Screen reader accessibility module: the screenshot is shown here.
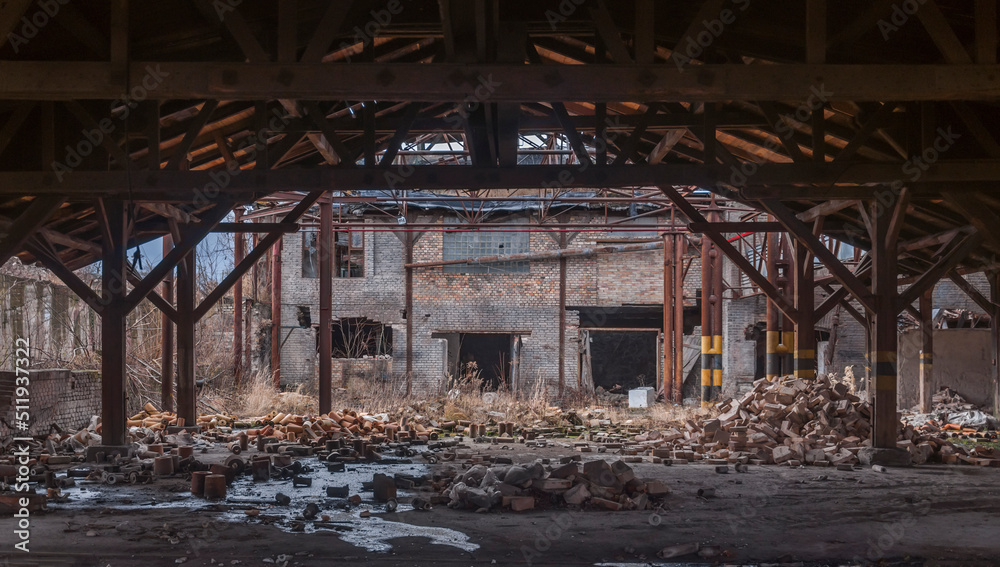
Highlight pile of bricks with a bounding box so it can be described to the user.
[616,375,970,467]
[440,457,670,512]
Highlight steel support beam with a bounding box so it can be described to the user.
[176,248,197,426]
[161,236,174,412]
[794,239,817,379]
[271,234,282,389]
[918,289,934,413]
[871,202,899,448]
[318,200,333,414]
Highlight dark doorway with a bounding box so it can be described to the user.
[589,331,658,390]
[458,333,512,390]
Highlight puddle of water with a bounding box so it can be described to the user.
[48,460,479,553]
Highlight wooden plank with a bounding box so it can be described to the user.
[647,129,687,165]
[759,101,806,162]
[613,104,658,165]
[666,0,728,69]
[278,0,297,64]
[951,101,1000,157]
[11,62,1000,102]
[63,101,131,166]
[302,102,353,164]
[797,199,858,222]
[380,103,421,167]
[194,0,270,62]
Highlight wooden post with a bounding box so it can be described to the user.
[918,288,934,413]
[711,229,724,399]
[100,200,128,446]
[318,200,333,414]
[160,235,174,412]
[990,270,1000,418]
[176,249,196,426]
[233,208,244,387]
[271,234,282,388]
[871,202,899,448]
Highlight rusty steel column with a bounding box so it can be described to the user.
[918,289,934,413]
[233,208,244,387]
[674,233,685,403]
[318,200,333,414]
[663,232,673,399]
[558,232,567,397]
[700,232,712,407]
[765,230,779,380]
[176,247,197,427]
[794,239,816,379]
[990,271,1000,418]
[779,236,795,375]
[871,202,899,449]
[271,234,282,389]
[160,235,174,413]
[711,234,723,400]
[404,233,414,397]
[100,200,128,446]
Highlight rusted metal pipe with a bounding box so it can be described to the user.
[233,208,244,387]
[319,200,333,414]
[271,235,282,389]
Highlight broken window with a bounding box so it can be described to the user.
[442,229,529,274]
[330,318,391,358]
[302,231,319,278]
[335,230,364,278]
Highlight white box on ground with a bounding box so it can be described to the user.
[629,387,656,408]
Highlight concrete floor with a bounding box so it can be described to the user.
[4,440,999,566]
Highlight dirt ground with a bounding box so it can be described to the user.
[3,439,999,567]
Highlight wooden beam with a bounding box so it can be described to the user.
[0,0,33,42]
[660,185,799,320]
[10,62,1000,102]
[666,0,727,69]
[976,0,998,64]
[10,165,1000,196]
[946,193,1000,252]
[647,129,687,165]
[39,228,101,255]
[300,1,351,62]
[897,232,986,313]
[0,103,33,158]
[806,0,827,64]
[278,0,297,64]
[138,202,197,224]
[166,100,219,170]
[613,104,658,165]
[797,199,858,222]
[687,222,785,232]
[195,0,269,62]
[0,195,65,266]
[758,101,806,162]
[951,101,1000,158]
[193,191,323,321]
[762,199,875,313]
[834,102,898,162]
[63,101,130,166]
[126,267,177,323]
[915,0,974,64]
[900,226,972,252]
[125,201,233,311]
[23,237,103,313]
[589,0,633,64]
[948,270,994,313]
[380,103,421,167]
[302,102,353,164]
[634,0,654,64]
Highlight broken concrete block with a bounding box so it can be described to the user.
[503,496,534,511]
[535,478,572,492]
[563,483,590,505]
[590,497,622,511]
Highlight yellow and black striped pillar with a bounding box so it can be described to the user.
[781,330,794,377]
[701,335,713,406]
[712,334,723,399]
[765,330,780,380]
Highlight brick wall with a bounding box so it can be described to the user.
[0,370,100,442]
[278,211,700,396]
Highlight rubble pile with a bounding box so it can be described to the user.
[903,386,1000,434]
[439,457,669,512]
[612,375,975,467]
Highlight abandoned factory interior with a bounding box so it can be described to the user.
[3,1,1000,565]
